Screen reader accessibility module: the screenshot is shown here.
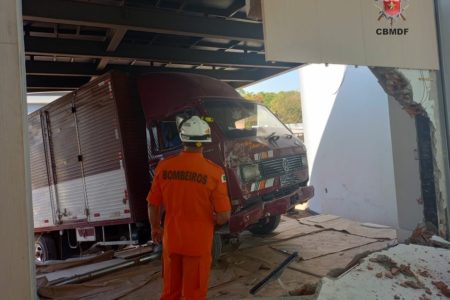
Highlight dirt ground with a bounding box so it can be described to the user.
[37,212,397,299]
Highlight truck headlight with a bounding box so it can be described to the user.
[241,164,261,182]
[301,155,308,167]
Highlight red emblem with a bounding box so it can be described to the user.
[383,0,401,17]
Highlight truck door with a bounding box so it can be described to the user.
[43,96,88,224]
[29,112,56,228]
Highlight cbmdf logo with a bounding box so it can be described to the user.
[374,0,411,35]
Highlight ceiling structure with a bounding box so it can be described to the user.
[22,0,302,92]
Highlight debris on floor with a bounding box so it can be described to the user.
[36,251,115,275]
[37,214,402,299]
[314,244,450,300]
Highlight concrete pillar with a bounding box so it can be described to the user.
[0,0,35,299]
[435,0,450,238]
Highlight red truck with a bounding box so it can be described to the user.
[29,72,313,261]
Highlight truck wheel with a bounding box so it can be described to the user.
[211,232,222,265]
[35,235,57,262]
[248,215,281,235]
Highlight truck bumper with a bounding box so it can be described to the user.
[229,185,314,233]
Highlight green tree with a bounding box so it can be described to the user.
[269,91,302,124]
[239,90,302,124]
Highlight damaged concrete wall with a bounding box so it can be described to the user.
[388,98,423,237]
[435,0,450,240]
[371,68,449,237]
[300,64,400,228]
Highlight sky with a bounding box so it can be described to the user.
[243,68,300,93]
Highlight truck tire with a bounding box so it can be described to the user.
[35,235,57,262]
[248,215,281,235]
[211,232,222,265]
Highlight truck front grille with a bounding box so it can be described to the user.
[245,184,300,208]
[259,155,305,179]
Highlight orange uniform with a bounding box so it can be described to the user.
[147,150,231,300]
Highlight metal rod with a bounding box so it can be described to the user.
[71,92,91,220]
[249,251,299,295]
[128,223,132,241]
[52,251,162,286]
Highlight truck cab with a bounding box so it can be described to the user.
[137,73,314,234]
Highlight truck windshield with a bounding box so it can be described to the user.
[203,99,292,139]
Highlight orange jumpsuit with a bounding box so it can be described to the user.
[147,150,231,300]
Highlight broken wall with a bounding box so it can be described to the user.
[388,97,422,236]
[404,70,448,237]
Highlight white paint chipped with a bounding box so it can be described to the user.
[316,244,450,300]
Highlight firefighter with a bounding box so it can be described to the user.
[147,115,231,300]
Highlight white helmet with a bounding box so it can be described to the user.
[176,115,212,143]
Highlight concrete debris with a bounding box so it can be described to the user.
[288,283,318,296]
[432,281,450,297]
[369,255,397,270]
[407,223,450,250]
[400,280,424,289]
[314,244,450,300]
[431,235,450,249]
[369,67,422,117]
[418,270,431,278]
[407,222,437,245]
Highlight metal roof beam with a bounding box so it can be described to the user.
[98,28,128,70]
[25,61,286,82]
[226,0,246,17]
[25,37,296,69]
[26,75,91,91]
[26,61,99,76]
[195,40,263,53]
[22,0,263,42]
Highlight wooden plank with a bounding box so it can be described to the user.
[290,240,393,277]
[114,246,153,259]
[299,214,341,224]
[271,231,378,260]
[299,217,397,240]
[239,223,324,250]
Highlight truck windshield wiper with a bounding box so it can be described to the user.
[265,132,280,142]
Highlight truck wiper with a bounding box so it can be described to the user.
[265,132,280,141]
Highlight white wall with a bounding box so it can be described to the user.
[300,64,399,227]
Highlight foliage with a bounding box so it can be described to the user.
[238,89,302,124]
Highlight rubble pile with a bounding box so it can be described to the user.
[315,244,450,300]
